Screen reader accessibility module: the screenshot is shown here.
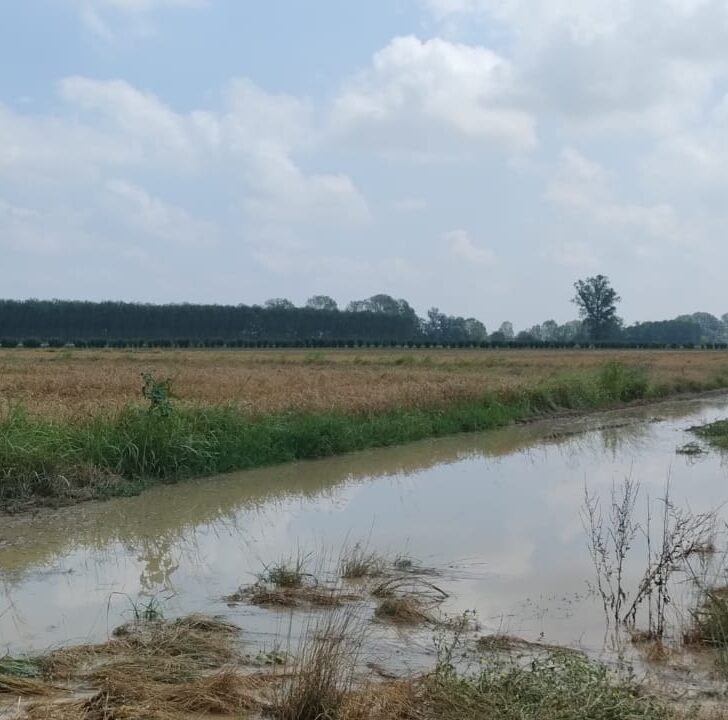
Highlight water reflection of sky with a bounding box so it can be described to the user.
[2,396,728,659]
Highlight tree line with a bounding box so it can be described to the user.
[0,281,726,349]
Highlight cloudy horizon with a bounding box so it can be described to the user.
[2,1,727,328]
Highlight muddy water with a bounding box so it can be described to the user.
[2,395,728,670]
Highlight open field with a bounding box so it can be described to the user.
[2,347,728,420]
[2,347,728,510]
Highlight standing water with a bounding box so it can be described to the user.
[2,395,728,671]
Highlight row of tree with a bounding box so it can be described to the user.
[0,295,470,344]
[0,279,726,348]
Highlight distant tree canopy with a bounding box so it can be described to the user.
[572,275,622,342]
[0,288,722,348]
[423,308,487,343]
[305,295,339,312]
[675,312,728,343]
[623,319,702,346]
[0,295,477,346]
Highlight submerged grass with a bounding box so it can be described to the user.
[1,360,727,509]
[689,419,728,450]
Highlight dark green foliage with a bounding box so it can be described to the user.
[624,319,702,346]
[0,297,426,344]
[572,275,622,342]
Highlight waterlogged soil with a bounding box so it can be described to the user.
[2,395,728,695]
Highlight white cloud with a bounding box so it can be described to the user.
[222,79,314,153]
[105,180,218,247]
[73,0,205,39]
[244,150,370,227]
[59,77,198,161]
[546,148,689,260]
[445,229,496,266]
[0,76,368,270]
[545,239,600,272]
[424,0,728,136]
[331,36,536,156]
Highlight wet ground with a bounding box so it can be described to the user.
[2,394,728,685]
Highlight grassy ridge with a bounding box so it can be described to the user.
[1,362,727,509]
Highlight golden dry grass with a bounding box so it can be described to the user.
[1,347,727,420]
[20,615,276,720]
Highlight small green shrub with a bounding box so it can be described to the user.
[141,373,174,417]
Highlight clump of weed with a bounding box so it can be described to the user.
[393,556,415,571]
[141,372,174,417]
[274,607,364,720]
[689,419,728,450]
[303,352,327,365]
[258,555,311,588]
[426,651,667,720]
[597,361,650,403]
[375,596,435,625]
[371,576,447,626]
[477,634,524,652]
[228,554,360,609]
[372,576,448,603]
[677,441,706,456]
[685,586,728,649]
[123,594,166,623]
[393,354,416,366]
[339,543,386,579]
[231,582,358,609]
[339,681,421,720]
[0,655,49,698]
[0,656,42,678]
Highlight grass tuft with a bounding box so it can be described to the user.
[339,543,387,579]
[274,607,364,720]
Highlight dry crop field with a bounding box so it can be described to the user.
[1,348,727,420]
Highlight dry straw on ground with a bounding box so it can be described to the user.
[15,614,277,720]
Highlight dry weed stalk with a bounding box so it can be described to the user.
[583,477,716,638]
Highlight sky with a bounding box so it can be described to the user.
[2,0,728,329]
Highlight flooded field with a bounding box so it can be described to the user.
[2,394,728,685]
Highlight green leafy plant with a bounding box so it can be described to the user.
[141,373,174,417]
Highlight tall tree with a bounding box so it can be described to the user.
[572,275,622,341]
